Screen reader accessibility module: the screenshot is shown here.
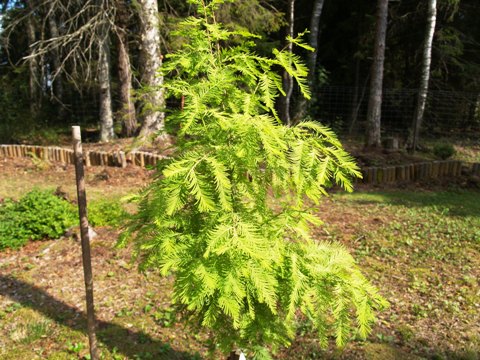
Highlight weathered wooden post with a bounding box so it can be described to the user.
[119,151,127,168]
[72,126,99,360]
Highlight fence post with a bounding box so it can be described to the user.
[72,126,99,360]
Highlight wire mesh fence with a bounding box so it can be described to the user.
[48,85,480,141]
[314,86,480,138]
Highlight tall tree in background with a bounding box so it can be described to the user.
[115,0,137,137]
[137,0,165,141]
[25,0,40,117]
[46,2,65,119]
[97,9,115,142]
[293,0,325,122]
[307,0,325,91]
[365,0,388,148]
[280,0,295,126]
[409,0,437,152]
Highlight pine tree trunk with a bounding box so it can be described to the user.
[116,0,137,137]
[137,0,165,140]
[409,0,437,152]
[365,0,388,148]
[98,28,115,142]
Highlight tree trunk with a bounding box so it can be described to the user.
[137,0,165,140]
[409,0,437,152]
[365,0,388,148]
[115,0,137,137]
[307,0,325,90]
[293,0,325,122]
[475,93,480,122]
[98,28,115,142]
[26,4,40,118]
[47,4,66,119]
[282,0,295,126]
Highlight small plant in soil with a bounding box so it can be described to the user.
[120,1,388,358]
[0,189,77,250]
[433,142,456,160]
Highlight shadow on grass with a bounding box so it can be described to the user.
[0,274,201,359]
[342,190,480,217]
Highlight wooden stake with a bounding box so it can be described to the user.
[119,151,127,168]
[455,161,460,176]
[72,126,99,360]
[439,161,445,177]
[426,162,432,178]
[390,167,396,182]
[365,168,372,183]
[107,153,114,167]
[395,166,403,182]
[377,168,384,184]
[473,163,479,175]
[103,152,109,166]
[67,150,74,164]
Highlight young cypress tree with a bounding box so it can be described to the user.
[120,1,388,358]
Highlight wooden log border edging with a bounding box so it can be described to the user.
[0,144,166,169]
[360,159,476,184]
[1,144,479,183]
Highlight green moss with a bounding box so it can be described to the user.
[363,343,422,360]
[397,324,415,343]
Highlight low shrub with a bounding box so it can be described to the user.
[88,199,127,227]
[433,143,456,160]
[0,189,77,250]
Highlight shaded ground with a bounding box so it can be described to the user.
[0,157,479,359]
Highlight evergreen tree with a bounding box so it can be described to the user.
[120,1,387,358]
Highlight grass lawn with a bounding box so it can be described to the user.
[0,158,479,359]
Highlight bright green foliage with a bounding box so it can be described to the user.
[120,1,388,357]
[88,199,127,228]
[0,189,77,250]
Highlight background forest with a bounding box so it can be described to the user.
[0,1,480,359]
[0,0,479,146]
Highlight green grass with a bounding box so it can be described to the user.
[336,191,480,264]
[339,190,480,216]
